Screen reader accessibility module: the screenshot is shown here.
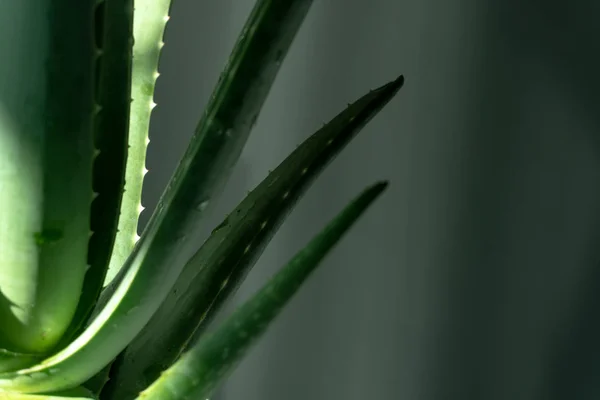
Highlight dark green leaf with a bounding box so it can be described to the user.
[104,75,403,399]
[58,0,134,353]
[138,181,389,399]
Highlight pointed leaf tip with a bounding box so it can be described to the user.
[371,180,390,193]
[394,74,405,86]
[380,75,404,96]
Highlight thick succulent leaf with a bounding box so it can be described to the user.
[101,0,168,288]
[137,181,389,399]
[0,386,96,399]
[0,0,313,394]
[103,75,404,399]
[57,0,134,351]
[0,0,95,354]
[0,351,40,374]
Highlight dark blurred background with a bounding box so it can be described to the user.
[140,0,600,399]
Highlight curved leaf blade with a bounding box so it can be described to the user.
[57,0,134,350]
[103,75,404,399]
[0,0,96,354]
[101,0,169,288]
[137,181,389,399]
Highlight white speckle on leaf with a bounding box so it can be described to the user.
[126,306,139,316]
[196,200,209,212]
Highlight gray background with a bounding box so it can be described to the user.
[140,0,600,399]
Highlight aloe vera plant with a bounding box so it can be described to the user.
[0,0,403,398]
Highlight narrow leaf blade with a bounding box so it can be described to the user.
[101,0,170,288]
[104,75,404,399]
[57,0,134,350]
[138,181,389,399]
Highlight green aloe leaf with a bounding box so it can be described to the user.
[137,181,389,399]
[0,0,96,354]
[57,0,134,351]
[0,386,96,400]
[101,0,168,288]
[0,0,313,394]
[103,75,404,399]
